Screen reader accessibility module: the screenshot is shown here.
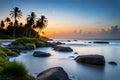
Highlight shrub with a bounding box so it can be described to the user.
[0,35,13,39]
[2,60,35,80]
[0,74,35,80]
[3,60,28,77]
[0,50,7,59]
[0,57,9,70]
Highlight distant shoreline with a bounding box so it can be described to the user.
[53,38,120,40]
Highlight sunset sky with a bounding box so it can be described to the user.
[0,0,120,39]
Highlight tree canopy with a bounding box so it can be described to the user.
[0,7,48,39]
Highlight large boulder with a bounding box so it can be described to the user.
[53,46,73,52]
[33,51,51,57]
[35,42,46,47]
[36,67,69,80]
[75,55,105,65]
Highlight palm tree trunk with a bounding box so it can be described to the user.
[13,27,16,37]
[13,17,16,38]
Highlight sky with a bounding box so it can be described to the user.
[0,0,120,39]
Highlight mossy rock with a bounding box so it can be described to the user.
[12,37,39,45]
[0,47,19,57]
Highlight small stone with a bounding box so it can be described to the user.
[108,61,117,65]
[69,56,75,58]
[74,52,78,54]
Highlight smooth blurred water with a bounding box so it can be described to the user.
[9,39,120,80]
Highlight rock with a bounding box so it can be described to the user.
[69,56,75,58]
[35,42,46,47]
[74,52,78,54]
[53,46,73,52]
[36,41,64,48]
[10,49,20,55]
[50,42,65,47]
[88,42,92,43]
[93,41,109,44]
[108,61,117,65]
[8,43,35,50]
[55,42,65,45]
[36,67,69,80]
[74,40,78,41]
[40,36,53,41]
[67,40,71,42]
[33,51,51,57]
[75,55,105,65]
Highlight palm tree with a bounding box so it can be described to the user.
[10,7,22,37]
[26,12,36,37]
[35,15,48,37]
[0,20,5,28]
[19,22,23,27]
[9,22,13,26]
[7,22,13,35]
[5,17,11,24]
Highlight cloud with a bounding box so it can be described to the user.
[96,25,120,39]
[47,25,120,39]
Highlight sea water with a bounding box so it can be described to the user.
[9,39,120,80]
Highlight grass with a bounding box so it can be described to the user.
[0,60,35,80]
[0,46,18,56]
[0,46,35,80]
[0,50,8,59]
[12,37,39,45]
[12,37,47,45]
[3,60,28,76]
[0,57,9,70]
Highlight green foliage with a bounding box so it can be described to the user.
[12,37,39,45]
[0,35,13,39]
[0,57,35,80]
[0,57,9,69]
[0,74,35,80]
[0,50,8,59]
[1,60,35,80]
[3,60,28,76]
[0,46,18,56]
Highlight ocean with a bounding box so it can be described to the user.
[9,39,120,80]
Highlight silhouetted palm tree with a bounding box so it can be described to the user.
[10,7,22,37]
[9,22,13,26]
[27,12,36,25]
[7,22,13,35]
[19,23,23,27]
[5,17,11,24]
[0,20,5,28]
[35,15,47,37]
[26,12,36,37]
